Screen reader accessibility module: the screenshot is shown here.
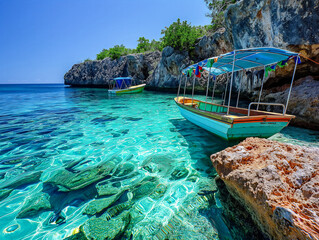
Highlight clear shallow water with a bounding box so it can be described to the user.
[0,84,318,240]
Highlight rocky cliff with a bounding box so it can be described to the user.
[64,51,161,87]
[211,138,319,240]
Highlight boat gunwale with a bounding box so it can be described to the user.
[174,97,294,125]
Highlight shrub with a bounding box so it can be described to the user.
[160,19,206,51]
[96,45,135,60]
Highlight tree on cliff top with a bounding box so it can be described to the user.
[96,45,135,60]
[136,37,162,53]
[205,0,237,30]
[160,19,207,52]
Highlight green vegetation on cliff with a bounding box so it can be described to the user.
[161,19,211,51]
[204,0,237,30]
[94,19,211,61]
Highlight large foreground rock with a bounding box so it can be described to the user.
[211,138,319,240]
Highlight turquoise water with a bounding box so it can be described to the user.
[0,84,318,240]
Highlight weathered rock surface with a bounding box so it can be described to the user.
[225,0,319,102]
[225,0,319,77]
[211,138,319,240]
[148,46,190,90]
[17,193,52,218]
[64,51,161,87]
[264,76,319,130]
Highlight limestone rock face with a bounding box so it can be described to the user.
[192,28,233,62]
[211,138,319,240]
[226,0,319,49]
[225,0,319,87]
[64,51,161,87]
[263,76,319,130]
[148,46,190,89]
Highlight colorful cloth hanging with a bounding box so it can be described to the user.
[277,60,288,68]
[265,64,277,78]
[206,59,214,68]
[195,65,203,78]
[294,56,301,64]
[187,69,193,77]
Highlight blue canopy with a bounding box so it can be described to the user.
[182,47,299,76]
[113,77,132,89]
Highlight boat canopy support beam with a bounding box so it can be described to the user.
[227,51,236,115]
[177,74,182,98]
[183,75,188,104]
[285,55,299,114]
[236,76,242,108]
[257,66,266,110]
[191,75,196,105]
[205,67,212,111]
[211,75,217,103]
[223,73,229,106]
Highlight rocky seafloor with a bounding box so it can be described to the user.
[211,138,319,240]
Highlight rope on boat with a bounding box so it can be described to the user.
[299,54,319,65]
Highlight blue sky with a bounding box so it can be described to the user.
[0,0,211,84]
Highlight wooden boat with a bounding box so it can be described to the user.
[175,47,300,140]
[108,77,146,94]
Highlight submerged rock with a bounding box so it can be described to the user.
[0,171,42,190]
[96,171,141,197]
[131,177,159,201]
[149,184,167,200]
[46,162,115,192]
[17,193,52,218]
[0,188,13,201]
[49,212,66,225]
[112,162,135,177]
[81,210,131,239]
[211,138,319,240]
[102,201,133,220]
[141,154,174,176]
[170,166,189,180]
[83,193,121,216]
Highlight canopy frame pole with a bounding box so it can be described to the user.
[211,75,217,103]
[227,50,236,115]
[205,67,212,111]
[183,75,188,105]
[257,66,266,110]
[285,55,299,114]
[223,73,229,106]
[236,75,242,108]
[191,74,196,106]
[177,74,182,98]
